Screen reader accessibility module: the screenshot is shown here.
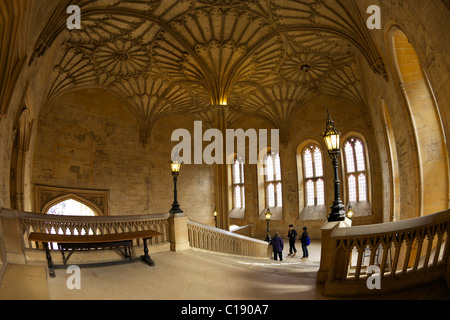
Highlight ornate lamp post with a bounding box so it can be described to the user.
[322,110,346,222]
[169,161,183,214]
[213,207,218,228]
[264,208,272,242]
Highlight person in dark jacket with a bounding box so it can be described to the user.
[270,232,284,261]
[301,227,309,259]
[287,224,297,257]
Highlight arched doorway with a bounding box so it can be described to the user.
[46,199,96,217]
[45,199,97,248]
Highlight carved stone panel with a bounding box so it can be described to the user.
[34,184,109,216]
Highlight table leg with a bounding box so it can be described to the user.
[44,242,56,278]
[141,238,155,266]
[59,244,67,265]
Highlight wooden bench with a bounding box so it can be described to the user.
[28,230,163,278]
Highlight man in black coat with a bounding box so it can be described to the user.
[301,227,309,259]
[270,232,284,261]
[287,224,297,257]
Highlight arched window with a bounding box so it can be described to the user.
[232,157,245,209]
[265,152,282,207]
[344,138,368,202]
[302,145,325,206]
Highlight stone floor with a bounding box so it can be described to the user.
[1,241,449,300]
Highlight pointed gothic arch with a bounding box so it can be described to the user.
[42,194,102,217]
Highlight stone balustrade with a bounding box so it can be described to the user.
[187,220,270,258]
[319,209,450,296]
[19,211,170,250]
[0,208,171,266]
[2,207,449,297]
[0,208,269,270]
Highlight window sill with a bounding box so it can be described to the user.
[299,205,327,221]
[347,201,372,217]
[229,207,245,219]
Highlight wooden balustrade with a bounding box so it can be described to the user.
[187,220,270,259]
[322,209,450,296]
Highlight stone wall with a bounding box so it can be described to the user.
[30,87,382,239]
[0,0,449,242]
[355,0,450,219]
[31,88,215,225]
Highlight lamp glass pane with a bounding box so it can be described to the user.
[171,162,181,173]
[324,135,333,151]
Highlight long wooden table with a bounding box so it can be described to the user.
[28,230,163,277]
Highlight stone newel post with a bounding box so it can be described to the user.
[168,212,190,252]
[317,217,352,284]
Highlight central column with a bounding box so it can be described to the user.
[212,104,230,231]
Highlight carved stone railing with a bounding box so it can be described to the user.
[321,209,450,296]
[0,208,269,268]
[230,224,253,237]
[19,211,170,250]
[0,208,170,265]
[187,220,270,259]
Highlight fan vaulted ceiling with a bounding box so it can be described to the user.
[34,0,387,145]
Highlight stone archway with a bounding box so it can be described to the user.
[34,185,109,216]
